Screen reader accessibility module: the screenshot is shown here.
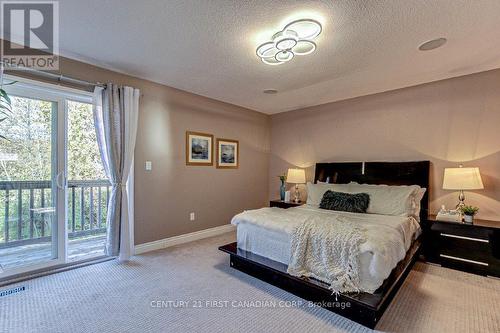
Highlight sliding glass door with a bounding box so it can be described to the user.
[0,84,63,275]
[0,76,108,279]
[66,100,108,262]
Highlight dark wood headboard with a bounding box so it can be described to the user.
[314,161,430,221]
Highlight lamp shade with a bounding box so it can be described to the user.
[442,167,484,190]
[286,168,306,184]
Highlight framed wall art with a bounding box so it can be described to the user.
[216,138,239,169]
[186,131,214,166]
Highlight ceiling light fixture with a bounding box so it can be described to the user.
[256,19,322,65]
[418,38,447,51]
[263,89,278,94]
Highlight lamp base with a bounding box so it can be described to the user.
[456,190,466,210]
[293,184,301,203]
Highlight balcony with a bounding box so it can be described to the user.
[0,179,110,271]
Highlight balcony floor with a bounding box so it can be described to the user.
[0,234,106,271]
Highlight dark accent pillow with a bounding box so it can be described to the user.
[319,190,370,213]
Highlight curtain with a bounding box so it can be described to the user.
[93,84,140,261]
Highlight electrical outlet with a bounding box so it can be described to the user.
[189,212,195,221]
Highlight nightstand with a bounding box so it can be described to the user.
[269,200,304,209]
[425,215,500,277]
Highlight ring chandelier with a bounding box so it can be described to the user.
[256,19,322,65]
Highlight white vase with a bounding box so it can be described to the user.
[464,214,474,224]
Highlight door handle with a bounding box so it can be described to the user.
[56,172,67,189]
[56,172,62,189]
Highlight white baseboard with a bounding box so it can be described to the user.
[134,224,235,255]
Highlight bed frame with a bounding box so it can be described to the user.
[219,161,430,329]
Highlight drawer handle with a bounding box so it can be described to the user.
[440,233,489,243]
[440,254,489,266]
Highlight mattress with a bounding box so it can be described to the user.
[232,205,421,293]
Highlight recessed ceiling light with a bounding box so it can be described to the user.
[418,38,447,51]
[256,18,322,65]
[263,89,278,94]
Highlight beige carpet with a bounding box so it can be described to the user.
[1,232,499,333]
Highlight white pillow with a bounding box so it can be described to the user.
[347,183,422,216]
[410,188,427,220]
[306,182,352,207]
[308,182,425,217]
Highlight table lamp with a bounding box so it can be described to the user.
[442,166,483,209]
[286,168,306,203]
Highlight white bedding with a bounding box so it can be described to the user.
[231,205,421,293]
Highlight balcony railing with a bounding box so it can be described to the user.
[0,179,110,249]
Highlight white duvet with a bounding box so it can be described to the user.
[231,205,421,293]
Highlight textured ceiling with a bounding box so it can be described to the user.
[58,0,500,114]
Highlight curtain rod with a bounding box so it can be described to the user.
[1,60,106,88]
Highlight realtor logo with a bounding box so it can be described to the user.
[1,1,59,70]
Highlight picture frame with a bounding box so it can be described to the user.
[186,131,214,166]
[216,138,239,169]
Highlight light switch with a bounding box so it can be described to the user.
[145,161,152,171]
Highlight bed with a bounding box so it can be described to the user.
[219,161,430,328]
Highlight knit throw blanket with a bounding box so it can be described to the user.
[287,215,367,294]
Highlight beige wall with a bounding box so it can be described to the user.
[270,69,500,221]
[8,52,500,245]
[13,57,271,245]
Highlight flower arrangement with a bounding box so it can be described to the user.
[460,205,479,216]
[278,173,287,200]
[277,173,287,182]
